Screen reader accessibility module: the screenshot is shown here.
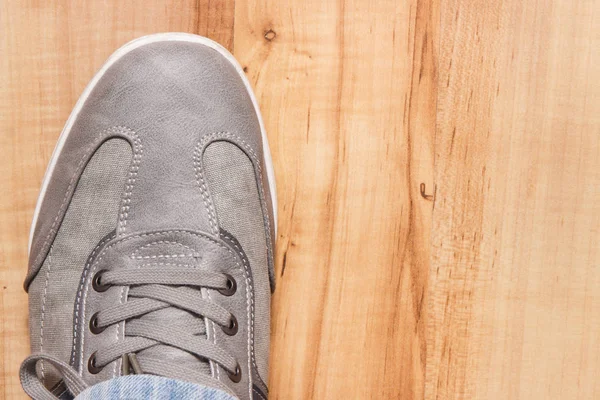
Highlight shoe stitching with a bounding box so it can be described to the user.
[72,125,141,369]
[130,241,198,258]
[197,131,273,395]
[39,246,53,383]
[221,232,259,384]
[206,289,220,382]
[71,233,115,367]
[118,130,143,235]
[130,254,196,259]
[31,126,139,279]
[139,250,249,386]
[80,231,248,383]
[114,286,127,378]
[197,131,275,288]
[193,143,220,235]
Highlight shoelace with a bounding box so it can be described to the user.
[20,267,240,399]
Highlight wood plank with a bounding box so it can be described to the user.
[234,0,436,398]
[4,1,599,399]
[0,1,234,397]
[427,0,600,399]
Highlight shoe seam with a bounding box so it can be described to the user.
[193,142,220,236]
[71,233,116,367]
[221,232,258,395]
[39,246,53,384]
[196,131,275,288]
[130,241,199,258]
[30,126,139,285]
[253,386,267,400]
[70,126,141,369]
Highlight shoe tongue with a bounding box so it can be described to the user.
[128,241,212,377]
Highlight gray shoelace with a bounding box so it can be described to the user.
[20,267,239,399]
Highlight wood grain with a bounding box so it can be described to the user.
[427,0,600,399]
[234,0,436,398]
[1,0,599,399]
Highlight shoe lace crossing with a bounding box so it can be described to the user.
[20,266,240,399]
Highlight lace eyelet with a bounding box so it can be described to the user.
[89,312,106,334]
[227,363,242,383]
[88,351,103,374]
[92,270,110,292]
[222,315,238,336]
[218,274,237,296]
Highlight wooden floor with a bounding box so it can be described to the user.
[1,0,598,399]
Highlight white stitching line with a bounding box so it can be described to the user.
[217,235,250,395]
[130,240,198,258]
[134,240,197,251]
[140,262,194,268]
[73,127,140,371]
[193,142,219,235]
[206,289,220,382]
[197,131,275,284]
[253,387,267,400]
[72,233,115,369]
[197,131,272,396]
[39,247,53,383]
[243,244,254,400]
[32,126,138,274]
[118,130,143,235]
[131,254,196,259]
[221,232,258,380]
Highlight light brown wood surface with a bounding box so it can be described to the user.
[0,1,597,399]
[427,1,600,399]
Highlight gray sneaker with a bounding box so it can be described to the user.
[20,33,276,400]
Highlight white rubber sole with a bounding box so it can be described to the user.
[28,33,278,253]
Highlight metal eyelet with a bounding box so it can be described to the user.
[89,312,106,334]
[221,315,238,336]
[88,351,103,374]
[227,363,242,383]
[218,274,237,296]
[92,270,110,292]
